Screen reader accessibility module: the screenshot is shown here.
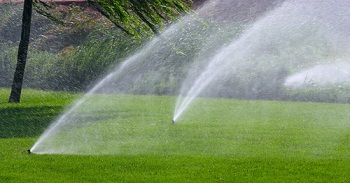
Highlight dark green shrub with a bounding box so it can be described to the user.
[283,84,350,103]
[0,43,17,87]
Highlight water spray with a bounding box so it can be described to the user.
[28,0,350,155]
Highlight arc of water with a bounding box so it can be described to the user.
[173,0,313,122]
[173,53,226,122]
[173,21,258,122]
[30,39,160,153]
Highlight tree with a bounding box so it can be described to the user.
[85,0,192,37]
[8,0,192,103]
[8,0,33,103]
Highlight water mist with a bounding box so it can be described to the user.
[31,0,350,154]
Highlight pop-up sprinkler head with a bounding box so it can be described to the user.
[172,119,175,124]
[27,149,31,154]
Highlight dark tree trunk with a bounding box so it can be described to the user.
[8,0,33,103]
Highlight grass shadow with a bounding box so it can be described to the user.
[0,105,135,138]
[0,106,64,138]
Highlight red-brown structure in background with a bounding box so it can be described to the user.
[0,0,85,3]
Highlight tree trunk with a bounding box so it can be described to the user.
[8,0,33,103]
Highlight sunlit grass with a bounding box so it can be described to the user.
[1,88,350,182]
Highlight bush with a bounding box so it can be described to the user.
[283,84,350,103]
[0,43,17,87]
[54,29,143,91]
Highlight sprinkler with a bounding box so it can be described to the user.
[172,119,175,124]
[27,149,31,154]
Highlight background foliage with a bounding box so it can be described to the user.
[1,2,350,103]
[0,3,142,91]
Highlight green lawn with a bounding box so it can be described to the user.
[1,88,350,182]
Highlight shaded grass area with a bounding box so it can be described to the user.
[0,88,79,138]
[1,88,350,182]
[0,106,67,138]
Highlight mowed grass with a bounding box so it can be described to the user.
[1,88,350,182]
